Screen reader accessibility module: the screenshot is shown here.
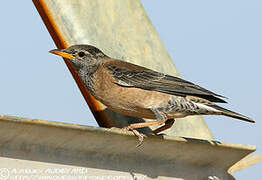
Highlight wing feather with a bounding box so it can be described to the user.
[105,60,226,103]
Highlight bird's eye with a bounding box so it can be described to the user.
[78,51,85,57]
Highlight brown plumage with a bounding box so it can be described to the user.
[50,44,254,146]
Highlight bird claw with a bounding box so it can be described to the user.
[135,131,144,147]
[123,126,144,147]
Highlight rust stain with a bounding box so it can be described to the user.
[32,0,112,127]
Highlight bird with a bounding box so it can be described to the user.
[49,44,254,146]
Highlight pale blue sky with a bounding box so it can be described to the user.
[0,1,261,179]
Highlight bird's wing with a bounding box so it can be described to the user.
[105,60,226,103]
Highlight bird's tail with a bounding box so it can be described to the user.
[210,105,255,123]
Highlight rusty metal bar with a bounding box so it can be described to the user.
[33,0,110,127]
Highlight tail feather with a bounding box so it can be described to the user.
[211,105,255,123]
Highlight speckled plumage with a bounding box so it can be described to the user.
[50,44,254,146]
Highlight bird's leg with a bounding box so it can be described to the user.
[110,127,144,147]
[152,119,175,135]
[123,108,168,146]
[123,127,144,147]
[123,121,166,147]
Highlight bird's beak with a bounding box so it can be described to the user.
[49,49,74,59]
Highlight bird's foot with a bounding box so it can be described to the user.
[123,126,144,147]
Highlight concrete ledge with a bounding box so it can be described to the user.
[0,115,257,179]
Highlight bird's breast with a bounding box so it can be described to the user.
[90,68,171,119]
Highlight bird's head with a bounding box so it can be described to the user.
[49,45,107,70]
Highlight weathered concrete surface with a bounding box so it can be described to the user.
[33,0,213,140]
[0,115,259,179]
